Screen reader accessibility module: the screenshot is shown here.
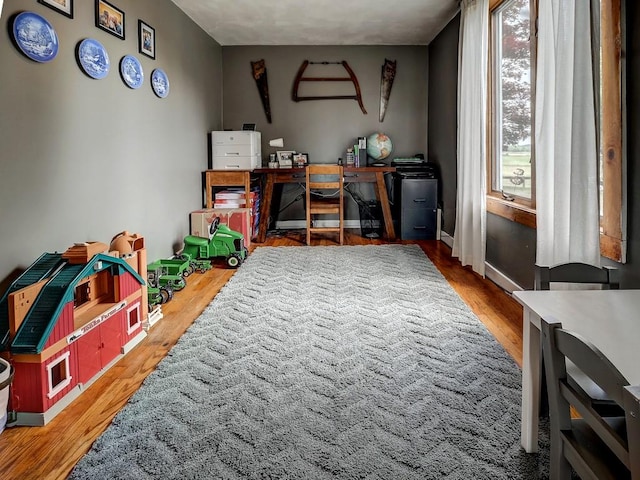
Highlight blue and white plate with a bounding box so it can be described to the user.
[12,11,59,63]
[120,55,144,89]
[77,38,110,80]
[151,68,170,98]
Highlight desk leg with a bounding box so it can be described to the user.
[205,172,213,209]
[256,174,274,243]
[375,172,396,240]
[521,308,541,453]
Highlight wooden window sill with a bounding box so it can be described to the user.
[486,196,537,229]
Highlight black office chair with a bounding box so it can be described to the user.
[535,263,621,416]
[541,317,640,480]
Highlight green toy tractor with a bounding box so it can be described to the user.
[181,217,248,268]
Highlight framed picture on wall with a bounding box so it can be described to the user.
[95,0,125,40]
[138,19,155,59]
[38,0,74,19]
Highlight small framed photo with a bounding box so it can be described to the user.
[277,150,295,168]
[95,0,125,40]
[38,0,74,19]
[293,152,309,167]
[138,20,155,59]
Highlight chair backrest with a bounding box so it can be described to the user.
[305,163,344,190]
[534,263,619,290]
[541,317,639,479]
[305,164,344,245]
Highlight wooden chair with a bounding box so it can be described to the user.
[541,317,640,480]
[305,164,344,245]
[535,263,621,416]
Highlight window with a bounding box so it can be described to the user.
[490,0,535,205]
[46,352,72,399]
[126,303,141,334]
[487,0,625,262]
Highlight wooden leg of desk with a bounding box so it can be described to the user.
[375,172,396,240]
[256,174,274,243]
[205,173,213,209]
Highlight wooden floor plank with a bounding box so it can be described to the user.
[0,231,524,480]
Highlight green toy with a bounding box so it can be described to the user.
[181,217,248,268]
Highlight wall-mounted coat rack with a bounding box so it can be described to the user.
[292,60,367,114]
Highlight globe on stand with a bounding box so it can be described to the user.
[366,133,393,163]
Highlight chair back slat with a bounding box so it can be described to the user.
[535,263,619,290]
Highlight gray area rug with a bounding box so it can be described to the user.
[69,244,549,479]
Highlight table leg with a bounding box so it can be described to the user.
[374,172,396,240]
[521,308,541,453]
[256,174,274,243]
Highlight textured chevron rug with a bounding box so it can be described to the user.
[69,244,549,479]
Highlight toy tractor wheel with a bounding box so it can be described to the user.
[160,286,174,304]
[182,264,194,277]
[226,253,242,268]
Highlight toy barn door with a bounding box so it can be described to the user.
[76,316,122,384]
[77,328,102,384]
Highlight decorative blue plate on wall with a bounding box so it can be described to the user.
[12,11,59,63]
[151,68,170,98]
[120,55,144,89]
[77,38,110,80]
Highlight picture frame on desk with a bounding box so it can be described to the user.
[277,150,295,168]
[293,152,308,167]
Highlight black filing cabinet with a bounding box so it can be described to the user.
[395,176,438,240]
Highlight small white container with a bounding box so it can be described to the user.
[0,358,13,434]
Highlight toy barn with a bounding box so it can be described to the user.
[0,234,148,426]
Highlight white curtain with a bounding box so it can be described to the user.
[452,0,489,276]
[535,0,600,266]
[0,1,4,20]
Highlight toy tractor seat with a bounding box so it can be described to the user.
[183,235,210,259]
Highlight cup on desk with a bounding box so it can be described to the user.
[268,154,278,169]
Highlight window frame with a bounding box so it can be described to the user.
[486,0,625,263]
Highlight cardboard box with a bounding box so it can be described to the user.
[190,208,252,247]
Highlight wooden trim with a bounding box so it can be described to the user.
[487,196,537,229]
[599,0,625,263]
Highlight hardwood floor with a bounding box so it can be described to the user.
[0,231,525,480]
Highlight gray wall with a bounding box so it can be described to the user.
[427,15,460,235]
[429,6,640,289]
[222,45,428,222]
[0,0,222,282]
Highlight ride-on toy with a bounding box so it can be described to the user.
[181,217,248,268]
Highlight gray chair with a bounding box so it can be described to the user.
[535,263,621,415]
[541,317,640,480]
[534,263,620,291]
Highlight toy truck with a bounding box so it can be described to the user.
[181,217,248,268]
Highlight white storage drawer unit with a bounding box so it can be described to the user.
[210,131,261,171]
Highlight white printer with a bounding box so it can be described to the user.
[210,131,261,171]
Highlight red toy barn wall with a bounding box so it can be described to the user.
[118,271,142,299]
[43,303,74,350]
[11,346,76,413]
[122,301,142,344]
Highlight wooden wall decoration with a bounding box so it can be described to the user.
[292,60,367,114]
[251,59,272,123]
[379,59,397,122]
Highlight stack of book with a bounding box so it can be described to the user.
[213,187,261,239]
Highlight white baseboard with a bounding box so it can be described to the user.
[485,262,524,293]
[437,231,522,293]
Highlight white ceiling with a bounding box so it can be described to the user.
[170,0,460,46]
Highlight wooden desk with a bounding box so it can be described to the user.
[513,289,640,453]
[203,170,252,209]
[253,166,396,243]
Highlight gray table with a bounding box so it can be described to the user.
[513,289,640,453]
